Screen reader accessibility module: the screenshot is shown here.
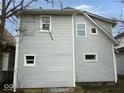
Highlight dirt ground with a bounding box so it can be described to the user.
[1,75,124,93]
[74,75,124,93]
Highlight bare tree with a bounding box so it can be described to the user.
[0,0,37,45]
[0,0,38,71]
[0,0,58,82]
[113,0,124,35]
[0,0,57,42]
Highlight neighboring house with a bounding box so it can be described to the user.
[13,7,119,90]
[115,32,124,75]
[0,25,15,87]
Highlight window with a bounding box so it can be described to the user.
[91,27,97,35]
[76,23,86,36]
[84,53,97,62]
[2,52,9,71]
[41,16,50,32]
[24,54,36,66]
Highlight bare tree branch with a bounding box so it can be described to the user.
[6,0,24,16]
[0,0,60,43]
[6,0,37,18]
[5,0,13,11]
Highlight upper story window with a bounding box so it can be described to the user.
[24,54,36,67]
[41,16,51,32]
[76,23,86,37]
[91,27,97,35]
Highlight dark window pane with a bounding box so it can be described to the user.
[42,24,49,30]
[85,55,96,60]
[91,28,96,33]
[26,56,34,60]
[27,61,34,64]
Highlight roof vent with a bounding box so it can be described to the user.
[64,7,74,9]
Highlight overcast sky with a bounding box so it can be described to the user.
[4,0,124,36]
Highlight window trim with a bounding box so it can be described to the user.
[84,53,98,62]
[40,16,51,32]
[24,54,36,67]
[90,27,98,35]
[76,22,87,37]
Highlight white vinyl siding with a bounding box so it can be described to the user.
[75,15,115,82]
[17,15,74,88]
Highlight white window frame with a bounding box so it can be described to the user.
[76,22,87,37]
[84,53,98,62]
[40,16,51,32]
[24,54,36,67]
[90,27,98,35]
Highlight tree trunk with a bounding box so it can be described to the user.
[0,0,6,70]
[1,0,6,38]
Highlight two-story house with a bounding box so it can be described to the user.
[13,8,119,91]
[115,32,124,75]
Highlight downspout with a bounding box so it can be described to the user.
[112,45,118,83]
[13,17,20,92]
[72,14,76,87]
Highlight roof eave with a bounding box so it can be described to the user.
[17,9,79,16]
[17,9,117,26]
[80,11,119,45]
[83,11,117,26]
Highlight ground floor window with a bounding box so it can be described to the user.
[24,54,36,66]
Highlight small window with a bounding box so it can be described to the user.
[91,27,97,35]
[41,16,50,32]
[24,54,36,66]
[84,53,97,62]
[76,23,86,36]
[2,52,9,71]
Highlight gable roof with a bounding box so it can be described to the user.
[80,11,119,45]
[114,31,124,39]
[83,11,116,26]
[18,7,119,45]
